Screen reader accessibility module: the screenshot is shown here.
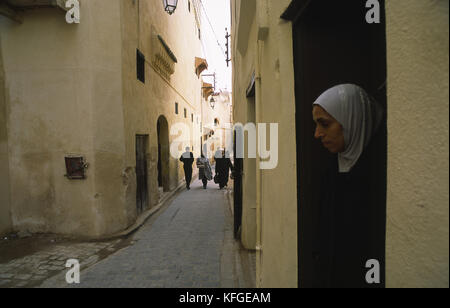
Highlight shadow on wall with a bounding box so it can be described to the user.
[157,115,171,192]
[0,37,13,236]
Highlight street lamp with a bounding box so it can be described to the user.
[163,0,178,15]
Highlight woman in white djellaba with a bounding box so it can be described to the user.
[197,148,212,190]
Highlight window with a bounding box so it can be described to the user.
[175,102,179,114]
[137,49,145,83]
[188,1,191,12]
[64,156,87,180]
[184,108,187,118]
[191,114,194,123]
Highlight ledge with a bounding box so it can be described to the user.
[5,0,69,10]
[157,35,178,64]
[0,2,23,23]
[1,0,71,23]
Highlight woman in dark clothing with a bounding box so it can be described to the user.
[312,84,385,288]
[215,150,234,190]
[180,147,194,190]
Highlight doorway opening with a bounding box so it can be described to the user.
[136,134,149,215]
[285,0,388,287]
[157,116,170,193]
[233,129,243,239]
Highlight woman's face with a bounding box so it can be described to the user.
[312,105,346,153]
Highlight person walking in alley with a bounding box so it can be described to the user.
[311,84,385,288]
[197,153,212,189]
[215,150,234,190]
[180,147,194,190]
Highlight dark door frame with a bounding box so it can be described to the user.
[283,0,387,287]
[233,130,244,239]
[157,116,170,192]
[136,134,149,215]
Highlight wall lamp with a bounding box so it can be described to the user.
[163,0,178,15]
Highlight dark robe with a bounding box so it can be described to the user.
[215,156,234,188]
[313,130,386,288]
[180,152,194,188]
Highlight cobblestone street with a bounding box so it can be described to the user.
[0,236,123,288]
[32,178,255,288]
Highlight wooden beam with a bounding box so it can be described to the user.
[0,3,23,23]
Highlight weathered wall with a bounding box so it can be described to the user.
[257,0,297,288]
[201,91,233,155]
[0,0,205,238]
[85,0,127,237]
[120,0,203,210]
[232,0,298,288]
[232,0,258,252]
[0,34,12,235]
[0,0,126,237]
[386,0,449,288]
[232,0,449,288]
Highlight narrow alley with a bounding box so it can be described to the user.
[38,177,254,288]
[0,0,448,290]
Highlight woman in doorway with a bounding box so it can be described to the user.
[312,84,385,288]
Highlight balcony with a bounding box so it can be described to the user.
[151,33,178,81]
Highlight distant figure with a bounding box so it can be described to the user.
[180,147,194,190]
[214,149,223,160]
[215,150,234,190]
[197,154,212,189]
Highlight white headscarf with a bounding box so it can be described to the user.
[313,84,383,173]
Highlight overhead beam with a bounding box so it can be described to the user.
[54,0,71,12]
[0,2,23,23]
[0,0,70,23]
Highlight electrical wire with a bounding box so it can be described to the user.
[198,0,227,60]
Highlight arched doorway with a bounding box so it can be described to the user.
[157,116,170,192]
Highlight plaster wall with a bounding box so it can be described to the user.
[386,0,449,288]
[232,0,298,288]
[257,0,297,288]
[120,0,204,207]
[231,0,449,288]
[202,91,233,156]
[0,0,205,238]
[0,35,12,235]
[232,0,258,252]
[0,0,126,237]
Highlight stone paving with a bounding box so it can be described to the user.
[0,239,122,288]
[39,178,252,288]
[0,174,255,289]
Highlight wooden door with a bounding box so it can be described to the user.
[136,135,149,214]
[233,130,244,239]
